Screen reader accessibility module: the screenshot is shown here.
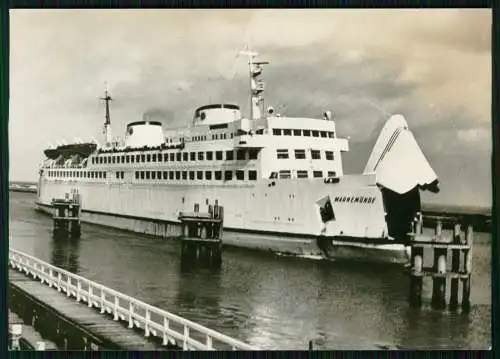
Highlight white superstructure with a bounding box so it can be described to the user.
[35,50,439,264]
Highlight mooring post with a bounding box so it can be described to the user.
[409,218,423,308]
[461,225,473,313]
[449,223,461,310]
[431,220,447,310]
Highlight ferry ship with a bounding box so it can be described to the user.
[35,49,439,264]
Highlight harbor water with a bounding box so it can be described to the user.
[9,192,491,350]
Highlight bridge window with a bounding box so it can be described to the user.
[256,129,264,135]
[283,129,292,136]
[294,149,306,159]
[249,150,258,160]
[279,170,291,179]
[205,171,212,180]
[320,131,327,138]
[328,132,335,138]
[312,131,319,137]
[311,150,321,160]
[190,152,196,161]
[237,150,246,160]
[325,151,334,160]
[272,129,282,136]
[206,151,213,161]
[182,171,187,180]
[175,171,180,180]
[146,171,151,180]
[226,150,234,160]
[197,171,203,180]
[277,149,289,159]
[313,170,323,178]
[297,170,308,178]
[248,170,257,180]
[216,151,223,160]
[189,171,195,180]
[198,152,204,161]
[236,170,245,180]
[303,130,311,137]
[224,171,233,181]
[215,171,222,180]
[183,153,188,162]
[293,129,301,136]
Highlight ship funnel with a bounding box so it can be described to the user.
[364,114,439,195]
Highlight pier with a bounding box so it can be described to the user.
[51,192,81,238]
[8,248,257,351]
[179,203,224,266]
[408,215,473,312]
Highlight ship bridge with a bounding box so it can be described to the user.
[193,104,242,127]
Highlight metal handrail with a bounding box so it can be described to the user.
[9,248,257,351]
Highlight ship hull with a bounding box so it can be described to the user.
[35,177,410,265]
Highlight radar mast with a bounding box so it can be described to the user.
[239,46,269,120]
[100,83,113,146]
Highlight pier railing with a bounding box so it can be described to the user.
[9,248,257,351]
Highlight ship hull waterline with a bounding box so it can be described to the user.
[34,201,410,265]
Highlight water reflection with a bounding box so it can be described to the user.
[51,233,80,273]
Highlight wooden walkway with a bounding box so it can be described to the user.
[10,269,161,350]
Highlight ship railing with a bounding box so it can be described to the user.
[8,248,258,351]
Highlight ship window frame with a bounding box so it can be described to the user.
[152,171,156,180]
[249,150,258,160]
[216,151,223,160]
[121,155,125,163]
[279,170,291,179]
[206,151,213,161]
[198,152,204,161]
[141,154,145,162]
[152,153,157,162]
[197,171,203,180]
[140,171,145,180]
[190,152,196,161]
[189,171,195,180]
[276,149,289,159]
[256,129,264,135]
[169,171,174,180]
[170,153,175,162]
[224,170,232,181]
[175,171,181,180]
[303,130,311,137]
[112,156,116,164]
[157,170,161,179]
[236,150,245,160]
[226,150,234,161]
[135,171,139,179]
[158,153,162,162]
[146,171,151,180]
[328,132,335,138]
[327,171,336,177]
[248,170,257,181]
[116,172,120,179]
[162,171,167,179]
[283,129,292,136]
[320,131,327,138]
[121,171,124,179]
[126,155,130,163]
[313,170,323,178]
[117,156,121,164]
[294,149,306,159]
[312,130,320,137]
[297,170,308,178]
[147,154,151,162]
[215,171,222,180]
[205,171,212,180]
[164,153,168,162]
[131,155,135,163]
[176,153,181,161]
[272,129,282,136]
[236,170,245,180]
[311,150,321,160]
[325,151,334,160]
[293,129,301,136]
[182,171,187,180]
[183,152,188,162]
[136,154,140,162]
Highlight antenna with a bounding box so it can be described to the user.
[100,82,113,145]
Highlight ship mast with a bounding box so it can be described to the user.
[239,47,269,120]
[100,83,113,146]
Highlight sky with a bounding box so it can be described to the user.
[9,9,492,208]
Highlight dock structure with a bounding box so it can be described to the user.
[51,192,81,238]
[8,248,257,351]
[408,214,473,312]
[179,203,224,266]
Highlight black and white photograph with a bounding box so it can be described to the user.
[7,9,492,351]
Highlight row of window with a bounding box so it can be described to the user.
[91,149,258,165]
[333,196,376,204]
[134,170,258,181]
[47,170,107,179]
[276,149,334,161]
[271,170,336,179]
[272,128,335,138]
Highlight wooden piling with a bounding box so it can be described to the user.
[51,195,81,238]
[408,216,473,313]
